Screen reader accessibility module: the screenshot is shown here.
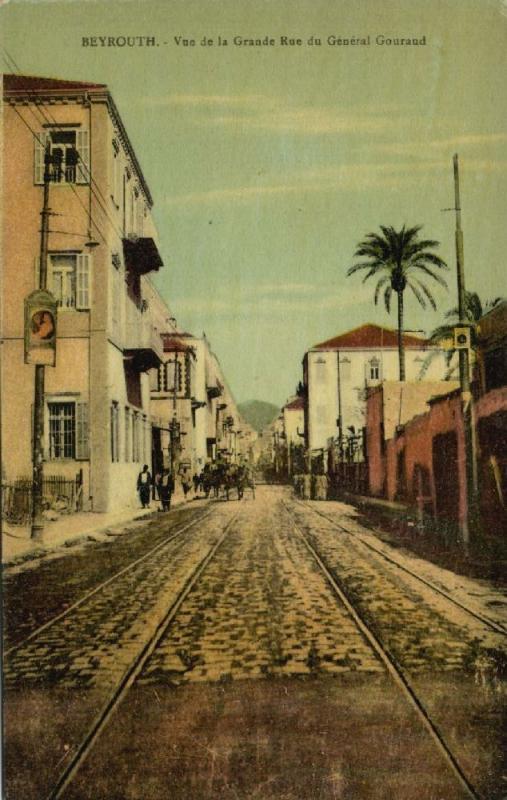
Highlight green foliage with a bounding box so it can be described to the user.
[347,224,448,380]
[347,224,448,314]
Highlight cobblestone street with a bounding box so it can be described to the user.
[3,487,506,800]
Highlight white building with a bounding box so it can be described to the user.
[150,331,255,474]
[303,324,453,454]
[2,74,166,513]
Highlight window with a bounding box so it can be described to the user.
[34,128,89,185]
[142,415,150,462]
[111,402,120,462]
[368,357,381,381]
[42,253,91,309]
[48,401,88,460]
[157,360,182,393]
[110,259,123,339]
[136,195,145,236]
[133,412,140,462]
[125,408,131,462]
[112,140,121,207]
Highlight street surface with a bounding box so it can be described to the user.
[3,487,506,800]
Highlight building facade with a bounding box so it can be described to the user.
[366,303,507,537]
[2,74,166,512]
[150,330,256,477]
[303,324,454,457]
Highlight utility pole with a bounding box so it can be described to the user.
[453,153,478,547]
[31,144,52,539]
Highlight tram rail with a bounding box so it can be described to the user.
[4,504,216,657]
[41,506,242,800]
[282,500,482,800]
[300,500,507,637]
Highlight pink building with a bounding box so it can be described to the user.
[367,379,506,537]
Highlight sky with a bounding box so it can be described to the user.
[2,0,506,406]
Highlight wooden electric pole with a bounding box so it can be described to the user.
[453,154,478,547]
[31,144,52,539]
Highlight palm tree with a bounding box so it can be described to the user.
[423,291,505,379]
[347,224,448,380]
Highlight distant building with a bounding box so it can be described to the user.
[282,397,305,476]
[150,329,255,475]
[282,397,305,446]
[303,324,453,456]
[2,74,166,511]
[365,302,507,536]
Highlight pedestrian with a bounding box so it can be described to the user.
[157,469,174,512]
[193,472,200,495]
[315,473,329,501]
[302,473,311,500]
[137,464,152,508]
[178,464,192,500]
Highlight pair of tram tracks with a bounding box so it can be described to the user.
[282,499,497,800]
[6,493,499,800]
[5,504,216,658]
[299,500,507,637]
[41,506,243,800]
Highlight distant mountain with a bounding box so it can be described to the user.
[238,400,279,433]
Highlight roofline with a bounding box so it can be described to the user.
[311,323,428,351]
[307,344,430,352]
[4,74,153,206]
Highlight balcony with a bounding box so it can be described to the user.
[122,236,163,275]
[206,379,224,400]
[124,301,163,371]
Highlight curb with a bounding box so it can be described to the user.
[2,508,161,569]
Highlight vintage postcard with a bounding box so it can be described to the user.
[1,0,506,798]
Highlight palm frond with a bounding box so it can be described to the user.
[415,279,437,310]
[444,306,460,320]
[408,263,448,288]
[429,323,454,343]
[346,261,381,276]
[362,266,382,284]
[413,252,448,270]
[484,296,505,311]
[384,285,392,314]
[408,281,427,309]
[374,276,390,305]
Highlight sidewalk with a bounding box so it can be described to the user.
[304,497,507,632]
[2,485,197,567]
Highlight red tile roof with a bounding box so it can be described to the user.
[313,324,427,350]
[3,74,107,93]
[284,397,305,410]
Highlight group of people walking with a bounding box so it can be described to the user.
[137,465,175,512]
[293,472,329,501]
[136,459,255,511]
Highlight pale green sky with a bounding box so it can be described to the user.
[3,0,506,405]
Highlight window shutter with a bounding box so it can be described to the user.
[34,132,49,185]
[76,403,89,460]
[76,254,91,309]
[76,130,90,184]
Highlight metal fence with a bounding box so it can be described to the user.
[2,473,83,525]
[329,462,369,497]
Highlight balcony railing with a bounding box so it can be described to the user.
[124,300,163,371]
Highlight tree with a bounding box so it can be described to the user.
[423,291,505,379]
[347,225,448,380]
